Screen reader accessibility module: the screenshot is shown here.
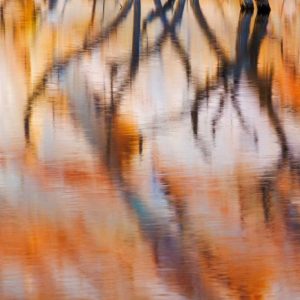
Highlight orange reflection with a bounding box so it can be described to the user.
[0,0,300,299]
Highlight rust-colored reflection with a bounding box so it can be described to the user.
[0,0,300,299]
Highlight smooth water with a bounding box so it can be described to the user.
[0,0,300,299]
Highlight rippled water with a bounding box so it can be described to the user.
[0,0,300,299]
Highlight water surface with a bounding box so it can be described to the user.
[0,0,300,299]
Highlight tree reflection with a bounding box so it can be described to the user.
[22,0,299,298]
[0,0,300,298]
